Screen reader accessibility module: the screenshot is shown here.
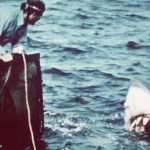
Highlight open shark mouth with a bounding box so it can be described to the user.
[124,78,150,133]
[129,114,150,132]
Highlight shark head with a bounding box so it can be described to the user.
[124,78,150,132]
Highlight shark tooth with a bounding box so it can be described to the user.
[136,116,142,125]
[143,117,150,125]
[130,119,136,131]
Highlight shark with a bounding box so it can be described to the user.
[124,78,150,133]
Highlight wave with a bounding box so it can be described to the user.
[126,14,149,20]
[44,112,88,136]
[75,85,100,93]
[101,71,129,81]
[76,69,129,82]
[69,97,89,105]
[125,3,141,8]
[43,68,71,76]
[127,41,150,49]
[63,47,86,54]
[76,13,90,20]
[27,37,51,49]
[132,62,142,67]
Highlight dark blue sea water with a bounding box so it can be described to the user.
[1,0,150,149]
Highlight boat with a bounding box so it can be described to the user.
[0,53,44,149]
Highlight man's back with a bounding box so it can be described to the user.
[0,6,27,52]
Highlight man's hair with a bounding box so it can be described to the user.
[21,0,45,14]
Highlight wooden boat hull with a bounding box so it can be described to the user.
[0,53,44,148]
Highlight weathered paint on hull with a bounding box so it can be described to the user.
[0,53,44,149]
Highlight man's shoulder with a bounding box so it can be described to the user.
[0,6,19,21]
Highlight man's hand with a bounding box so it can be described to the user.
[0,53,13,62]
[12,45,24,54]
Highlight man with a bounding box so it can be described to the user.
[0,1,45,149]
[0,0,45,62]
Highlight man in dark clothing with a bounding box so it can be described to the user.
[0,1,45,149]
[0,0,45,61]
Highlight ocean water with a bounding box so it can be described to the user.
[1,0,150,149]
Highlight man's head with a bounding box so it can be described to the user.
[21,0,45,25]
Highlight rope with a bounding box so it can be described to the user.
[0,66,11,95]
[22,52,37,150]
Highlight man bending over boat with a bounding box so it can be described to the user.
[0,0,45,62]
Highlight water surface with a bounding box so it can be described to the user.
[1,0,150,149]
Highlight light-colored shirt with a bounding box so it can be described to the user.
[0,6,28,53]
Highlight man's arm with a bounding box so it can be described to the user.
[0,7,18,47]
